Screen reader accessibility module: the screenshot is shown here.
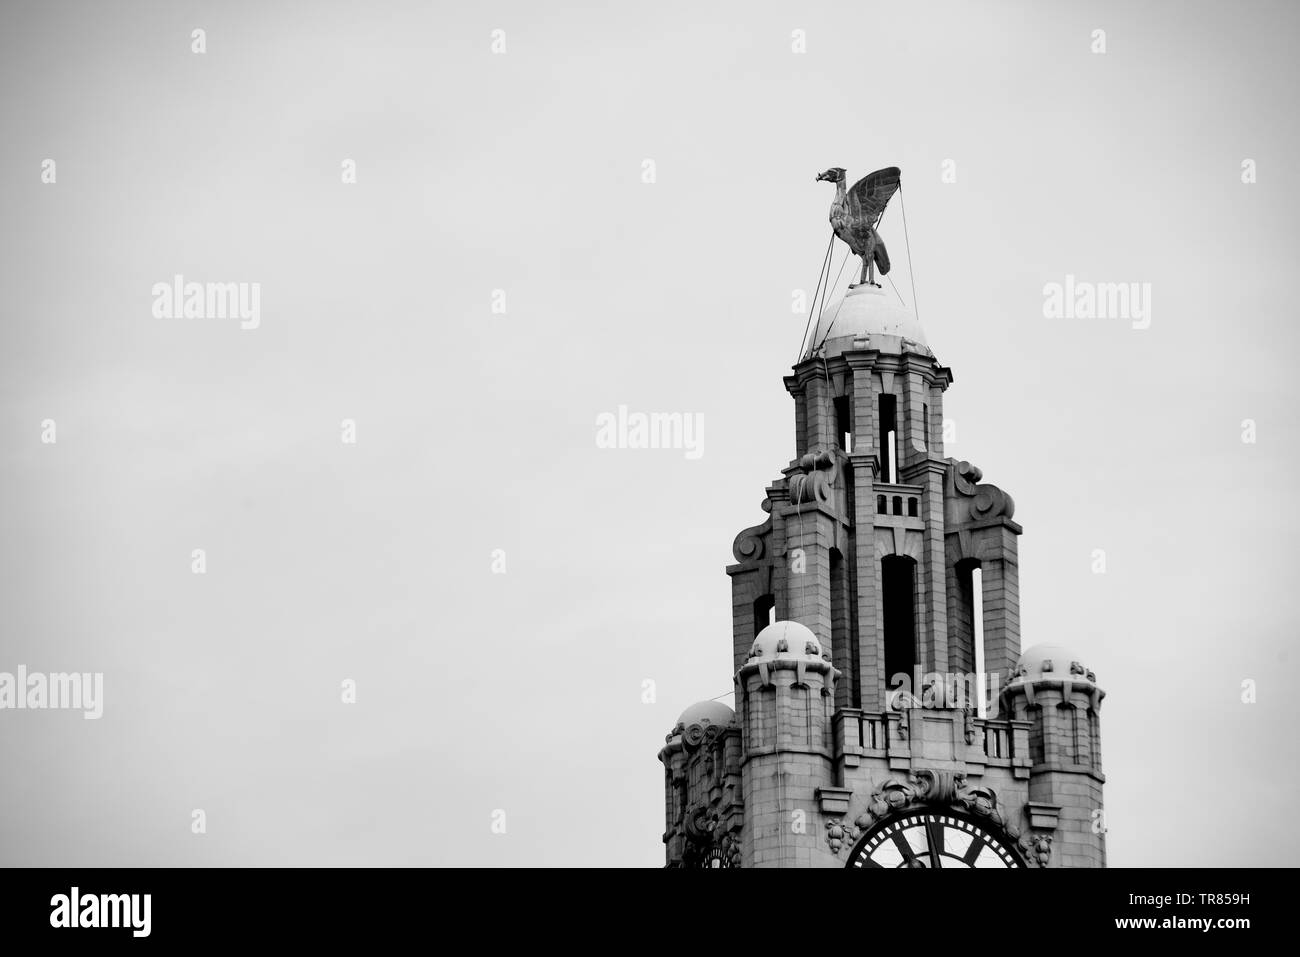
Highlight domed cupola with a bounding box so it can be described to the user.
[804,284,932,360]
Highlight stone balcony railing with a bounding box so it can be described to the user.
[832,707,1031,779]
[872,482,925,525]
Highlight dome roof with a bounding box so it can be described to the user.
[804,283,931,360]
[1013,643,1096,684]
[675,700,735,730]
[748,620,824,661]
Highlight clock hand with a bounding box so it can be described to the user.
[891,831,920,867]
[926,818,943,869]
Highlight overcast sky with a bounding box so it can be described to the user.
[1,0,1297,867]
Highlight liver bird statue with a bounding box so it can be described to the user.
[815,166,902,287]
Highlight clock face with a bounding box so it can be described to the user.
[845,810,1023,869]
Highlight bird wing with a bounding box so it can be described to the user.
[847,167,901,227]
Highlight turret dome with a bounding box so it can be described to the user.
[805,283,931,359]
[747,620,824,661]
[675,700,736,729]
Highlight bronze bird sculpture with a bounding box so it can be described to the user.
[815,166,901,287]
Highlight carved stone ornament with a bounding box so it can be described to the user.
[1001,805,1054,868]
[732,498,773,562]
[824,770,1015,857]
[1023,832,1052,867]
[670,714,732,757]
[1070,660,1098,682]
[684,807,742,868]
[683,803,714,842]
[825,819,852,855]
[720,828,742,868]
[948,460,1015,521]
[788,450,838,506]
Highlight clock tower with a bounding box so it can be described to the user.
[657,283,1107,868]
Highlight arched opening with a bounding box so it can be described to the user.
[881,555,917,691]
[1059,703,1091,766]
[878,393,898,482]
[830,548,853,704]
[892,495,903,515]
[876,494,887,514]
[834,395,853,453]
[752,594,774,638]
[951,559,981,674]
[1027,705,1045,764]
[907,497,918,517]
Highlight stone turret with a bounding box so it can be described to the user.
[1000,644,1107,868]
[735,621,838,867]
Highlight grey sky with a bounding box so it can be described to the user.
[1,0,1297,866]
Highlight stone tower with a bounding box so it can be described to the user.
[658,284,1107,868]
